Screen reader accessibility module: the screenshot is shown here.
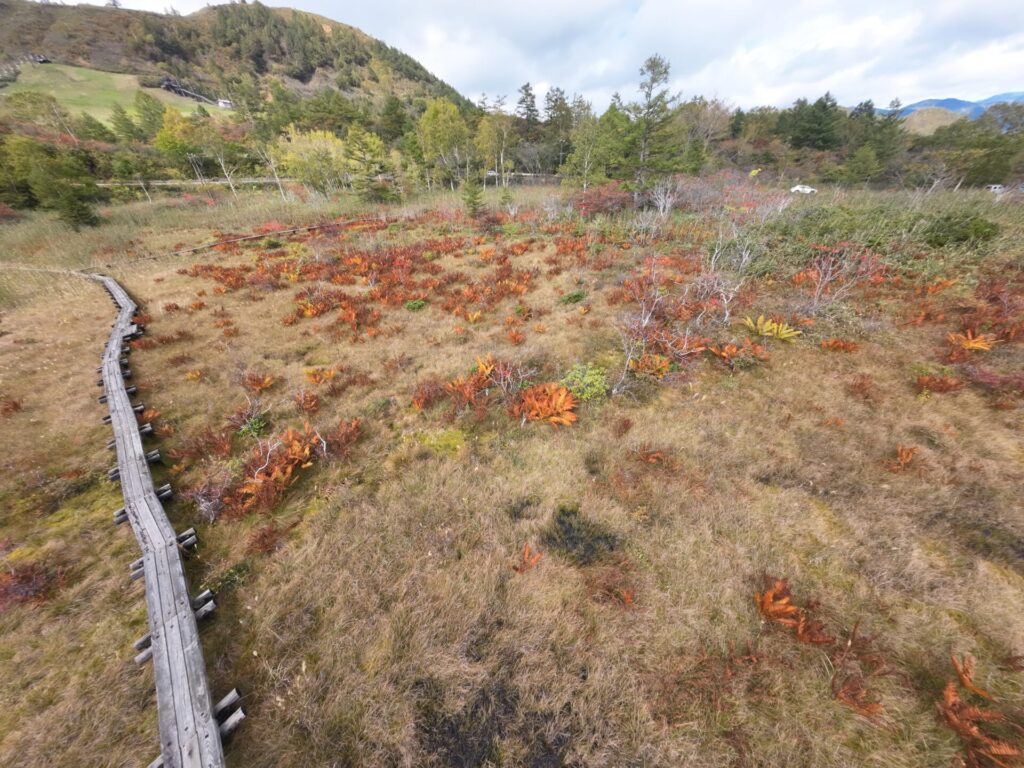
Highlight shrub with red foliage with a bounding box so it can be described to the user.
[412,377,446,411]
[246,521,299,554]
[325,418,361,459]
[294,389,320,414]
[962,277,1024,342]
[571,183,634,219]
[255,221,289,234]
[962,365,1024,395]
[915,375,962,394]
[169,427,233,463]
[0,562,65,611]
[0,202,20,224]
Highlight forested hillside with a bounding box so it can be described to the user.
[1,3,1022,232]
[0,0,469,109]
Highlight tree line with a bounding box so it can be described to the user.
[1,52,1023,228]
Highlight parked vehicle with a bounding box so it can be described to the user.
[790,184,817,194]
[985,184,1007,194]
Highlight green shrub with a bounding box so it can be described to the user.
[922,212,999,247]
[559,290,587,304]
[541,503,618,565]
[55,193,99,230]
[560,363,608,402]
[405,298,426,311]
[237,414,267,439]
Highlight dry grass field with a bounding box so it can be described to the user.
[1,180,1023,767]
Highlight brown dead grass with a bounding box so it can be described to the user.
[1,188,1023,767]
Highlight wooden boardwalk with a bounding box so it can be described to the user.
[92,273,242,768]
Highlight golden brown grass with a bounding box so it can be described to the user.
[1,186,1023,767]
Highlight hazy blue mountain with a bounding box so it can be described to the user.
[976,92,1024,108]
[888,92,1024,119]
[899,98,984,118]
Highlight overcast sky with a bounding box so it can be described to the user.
[80,0,1024,110]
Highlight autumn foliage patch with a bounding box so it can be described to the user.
[512,383,578,427]
[755,578,835,645]
[937,654,1023,767]
[222,420,356,517]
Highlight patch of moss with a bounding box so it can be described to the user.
[200,560,251,594]
[416,429,466,456]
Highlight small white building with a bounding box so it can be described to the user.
[216,98,233,109]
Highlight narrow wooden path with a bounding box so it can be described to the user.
[91,272,243,768]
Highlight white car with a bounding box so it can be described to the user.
[985,184,1006,194]
[790,184,817,194]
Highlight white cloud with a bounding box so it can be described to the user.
[75,0,1024,109]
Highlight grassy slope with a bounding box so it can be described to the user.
[2,63,208,122]
[1,187,1022,766]
[903,107,965,136]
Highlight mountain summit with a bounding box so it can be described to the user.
[0,0,469,108]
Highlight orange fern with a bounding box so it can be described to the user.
[886,444,918,473]
[821,338,861,352]
[513,383,578,427]
[512,543,543,573]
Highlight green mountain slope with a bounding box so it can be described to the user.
[0,0,469,111]
[3,63,209,122]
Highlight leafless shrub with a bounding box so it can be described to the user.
[181,473,232,523]
[692,271,742,325]
[542,194,571,222]
[490,359,539,406]
[630,209,662,246]
[650,179,681,217]
[611,262,704,394]
[798,243,883,315]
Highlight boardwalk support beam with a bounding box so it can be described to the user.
[88,272,233,767]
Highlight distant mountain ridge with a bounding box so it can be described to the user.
[897,92,1024,119]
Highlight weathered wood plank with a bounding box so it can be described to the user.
[88,274,233,768]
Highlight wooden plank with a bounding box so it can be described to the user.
[87,274,230,768]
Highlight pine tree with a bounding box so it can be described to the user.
[55,191,99,230]
[626,54,679,189]
[544,87,573,168]
[75,113,117,143]
[461,172,484,219]
[378,95,409,144]
[844,146,882,183]
[134,91,167,140]
[110,103,140,143]
[788,92,842,150]
[515,82,539,139]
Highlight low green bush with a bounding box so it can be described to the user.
[922,212,999,247]
[560,363,608,402]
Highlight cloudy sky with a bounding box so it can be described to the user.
[81,0,1024,110]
